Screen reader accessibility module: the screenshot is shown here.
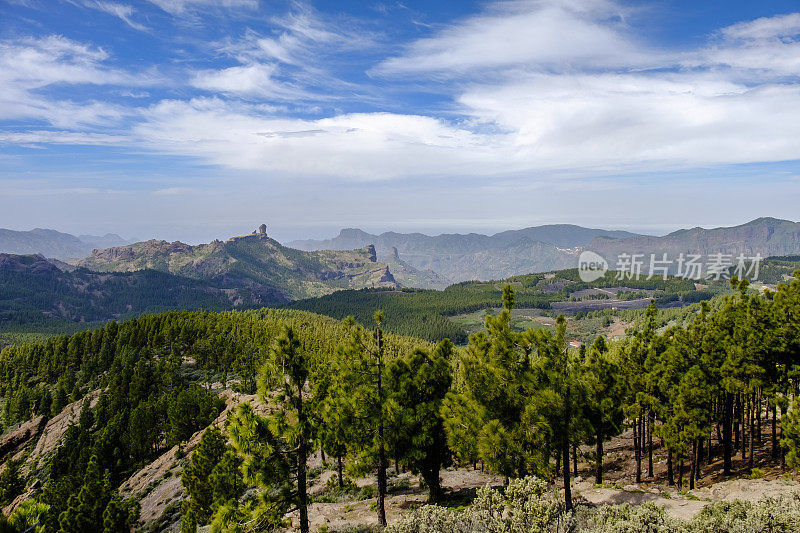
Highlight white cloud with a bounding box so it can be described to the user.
[146,0,257,15]
[375,0,657,75]
[719,13,800,41]
[0,35,157,127]
[199,4,375,100]
[0,35,121,88]
[458,72,800,170]
[696,14,800,77]
[133,98,505,180]
[8,1,800,188]
[191,62,312,100]
[78,1,148,31]
[0,130,127,145]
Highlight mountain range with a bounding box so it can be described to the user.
[288,224,641,283]
[289,218,800,284]
[0,228,129,259]
[75,231,397,300]
[589,217,800,261]
[2,218,799,305]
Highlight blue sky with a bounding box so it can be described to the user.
[1,0,800,243]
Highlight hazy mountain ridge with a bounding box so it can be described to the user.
[75,233,398,300]
[381,247,453,290]
[288,224,640,253]
[0,228,130,260]
[589,217,800,265]
[287,218,800,283]
[287,224,643,283]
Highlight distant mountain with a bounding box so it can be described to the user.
[76,230,397,301]
[0,228,129,259]
[381,247,452,290]
[589,217,800,270]
[287,224,642,284]
[0,253,271,330]
[78,233,130,249]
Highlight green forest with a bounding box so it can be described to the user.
[285,267,731,342]
[1,268,800,531]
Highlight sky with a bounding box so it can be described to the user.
[1,0,800,243]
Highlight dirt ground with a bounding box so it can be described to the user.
[298,425,800,530]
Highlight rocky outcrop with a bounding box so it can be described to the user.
[378,266,396,284]
[0,416,46,466]
[75,233,398,300]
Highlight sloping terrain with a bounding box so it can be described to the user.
[0,253,273,331]
[77,233,398,300]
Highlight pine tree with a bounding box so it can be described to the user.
[181,428,228,532]
[580,336,625,484]
[385,339,453,501]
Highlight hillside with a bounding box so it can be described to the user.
[76,230,398,300]
[0,228,129,260]
[285,265,739,343]
[3,278,800,532]
[288,224,640,283]
[0,253,272,332]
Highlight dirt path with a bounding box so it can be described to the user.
[576,476,800,520]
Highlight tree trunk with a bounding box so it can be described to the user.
[667,447,674,486]
[697,436,704,464]
[741,394,747,461]
[423,467,442,503]
[723,392,733,475]
[772,403,779,459]
[678,458,684,489]
[780,404,786,471]
[297,386,309,533]
[734,393,740,452]
[690,440,697,490]
[749,391,755,471]
[634,416,642,483]
[563,354,573,511]
[595,428,604,484]
[572,442,578,478]
[375,326,387,527]
[337,456,344,489]
[563,436,572,511]
[757,388,762,444]
[648,411,654,477]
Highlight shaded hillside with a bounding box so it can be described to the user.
[0,253,273,331]
[288,224,639,283]
[76,232,398,300]
[0,228,128,259]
